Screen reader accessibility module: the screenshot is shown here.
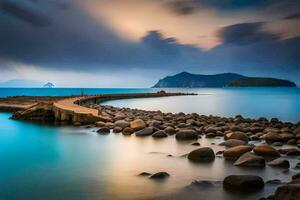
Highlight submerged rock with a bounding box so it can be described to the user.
[138,172,152,176]
[152,130,168,138]
[97,127,110,134]
[149,172,170,180]
[175,129,198,140]
[268,158,290,168]
[164,126,176,135]
[223,175,264,191]
[187,147,215,162]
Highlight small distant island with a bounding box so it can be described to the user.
[153,72,297,88]
[43,82,55,88]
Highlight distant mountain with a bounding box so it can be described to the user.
[153,72,297,88]
[227,77,296,87]
[43,82,55,88]
[0,79,44,88]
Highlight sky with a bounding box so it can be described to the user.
[0,0,299,87]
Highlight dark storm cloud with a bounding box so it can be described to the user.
[218,22,280,45]
[0,0,299,83]
[283,12,300,20]
[0,0,51,26]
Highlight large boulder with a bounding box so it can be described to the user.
[223,175,264,191]
[223,145,253,160]
[130,119,146,131]
[135,127,154,136]
[267,158,290,168]
[253,144,280,157]
[187,147,215,162]
[234,152,265,167]
[175,129,198,140]
[114,120,130,129]
[225,131,248,142]
[164,126,176,135]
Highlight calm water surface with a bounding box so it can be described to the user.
[1,87,300,200]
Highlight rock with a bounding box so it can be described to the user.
[113,126,122,133]
[135,127,154,136]
[152,130,168,138]
[272,142,283,146]
[265,132,283,143]
[279,148,300,156]
[253,144,280,157]
[292,173,300,180]
[175,129,198,140]
[191,142,200,146]
[138,172,152,176]
[164,126,176,135]
[220,139,246,147]
[223,145,253,160]
[73,121,81,126]
[274,182,300,200]
[223,175,264,191]
[122,127,134,135]
[268,158,290,168]
[234,152,265,167]
[280,133,294,142]
[114,120,130,129]
[225,131,248,142]
[149,172,170,179]
[206,133,216,138]
[95,121,106,127]
[97,127,110,134]
[130,119,146,131]
[105,122,114,128]
[187,147,215,162]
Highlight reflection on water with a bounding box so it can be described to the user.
[1,113,299,200]
[103,88,300,122]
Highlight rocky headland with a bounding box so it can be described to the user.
[1,91,300,199]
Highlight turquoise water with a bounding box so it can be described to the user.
[1,87,300,122]
[0,113,298,200]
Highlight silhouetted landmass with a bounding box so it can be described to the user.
[227,77,296,87]
[153,72,297,88]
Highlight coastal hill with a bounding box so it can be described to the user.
[153,72,297,88]
[43,82,55,88]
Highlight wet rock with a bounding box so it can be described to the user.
[164,126,176,135]
[122,127,134,135]
[265,179,282,185]
[73,121,81,126]
[149,172,170,180]
[279,148,300,156]
[206,133,216,138]
[114,120,130,129]
[130,119,146,131]
[187,147,215,162]
[95,121,106,127]
[219,139,246,147]
[138,172,152,176]
[265,132,283,143]
[234,152,265,167]
[113,126,122,133]
[175,129,198,140]
[97,127,110,134]
[271,142,283,146]
[280,133,294,142]
[225,131,248,143]
[253,144,280,157]
[268,158,290,168]
[223,175,264,191]
[292,173,300,180]
[274,179,300,200]
[191,142,200,146]
[152,130,168,138]
[135,127,154,137]
[223,145,253,160]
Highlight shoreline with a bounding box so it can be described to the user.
[1,92,300,199]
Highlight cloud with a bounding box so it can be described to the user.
[217,22,280,45]
[0,0,51,26]
[283,12,300,20]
